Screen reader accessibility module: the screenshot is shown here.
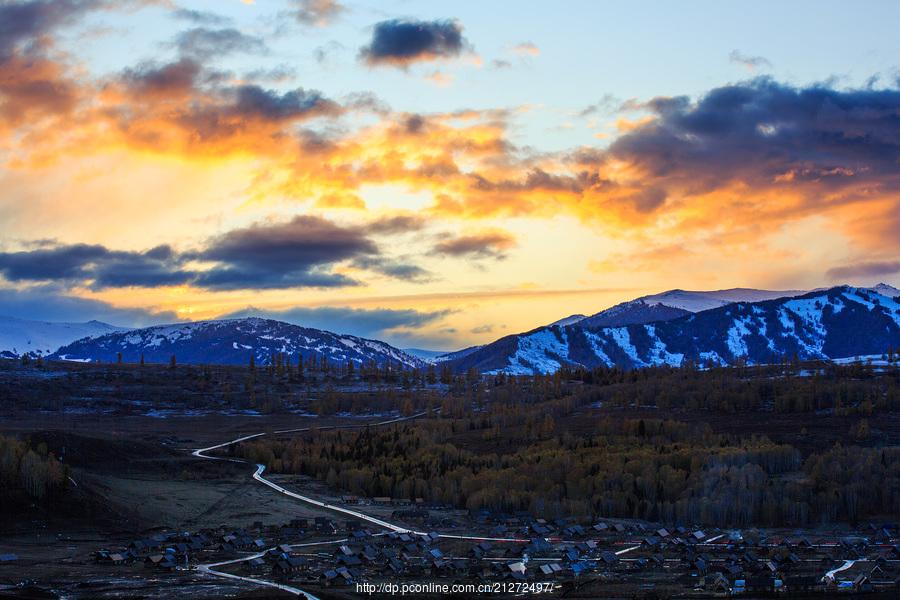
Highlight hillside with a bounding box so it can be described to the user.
[49,317,425,368]
[449,286,900,373]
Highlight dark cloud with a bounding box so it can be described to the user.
[598,78,900,211]
[629,187,668,213]
[219,305,449,340]
[366,214,426,234]
[114,61,343,141]
[470,324,493,334]
[120,57,203,98]
[194,267,357,290]
[230,85,338,122]
[89,248,195,289]
[0,284,178,326]
[359,19,468,68]
[172,8,231,27]
[194,215,376,290]
[431,231,516,260]
[0,213,435,291]
[0,243,192,289]
[174,27,267,59]
[351,256,432,282]
[827,260,900,280]
[0,0,94,56]
[404,113,426,134]
[0,243,110,281]
[470,168,602,195]
[290,0,344,27]
[729,50,772,71]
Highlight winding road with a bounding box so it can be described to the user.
[192,412,438,595]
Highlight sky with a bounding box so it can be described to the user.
[0,0,899,350]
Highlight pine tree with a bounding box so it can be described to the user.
[169,355,177,369]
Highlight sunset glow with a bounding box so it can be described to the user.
[1,0,898,350]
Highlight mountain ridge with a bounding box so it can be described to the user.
[447,286,900,374]
[48,317,425,368]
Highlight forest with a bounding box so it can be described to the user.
[235,364,900,527]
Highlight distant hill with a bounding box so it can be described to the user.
[402,347,451,361]
[49,317,426,368]
[447,286,900,374]
[0,316,125,358]
[433,344,484,364]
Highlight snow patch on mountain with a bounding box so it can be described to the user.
[501,328,569,375]
[645,325,684,366]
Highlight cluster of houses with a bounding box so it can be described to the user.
[94,531,215,570]
[90,512,900,596]
[91,515,356,572]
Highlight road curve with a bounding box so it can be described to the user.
[823,559,856,581]
[252,464,420,534]
[198,559,317,599]
[192,412,432,595]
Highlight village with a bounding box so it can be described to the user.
[80,498,900,598]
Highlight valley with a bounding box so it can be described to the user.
[2,357,900,598]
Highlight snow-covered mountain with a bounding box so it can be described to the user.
[579,301,691,329]
[49,317,426,368]
[448,286,900,374]
[402,347,450,362]
[0,316,125,359]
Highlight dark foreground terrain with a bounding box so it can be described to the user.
[1,358,900,598]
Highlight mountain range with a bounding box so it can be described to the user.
[2,283,898,373]
[446,285,900,374]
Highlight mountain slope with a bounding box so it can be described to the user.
[0,316,125,358]
[579,301,691,329]
[449,286,900,374]
[49,317,425,368]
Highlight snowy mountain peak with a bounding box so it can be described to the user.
[871,282,900,297]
